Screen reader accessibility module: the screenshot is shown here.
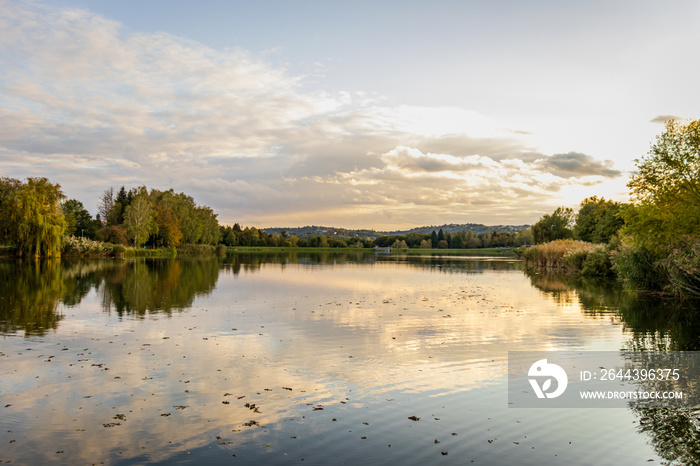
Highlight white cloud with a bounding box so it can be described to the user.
[0,1,627,228]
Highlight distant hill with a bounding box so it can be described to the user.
[262,223,530,240]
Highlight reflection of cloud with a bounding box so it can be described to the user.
[0,2,624,227]
[2,258,626,464]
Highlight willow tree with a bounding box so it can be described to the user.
[0,177,66,257]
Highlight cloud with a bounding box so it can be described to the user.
[535,152,621,178]
[0,1,625,228]
[650,115,685,124]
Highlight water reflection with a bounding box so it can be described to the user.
[525,269,700,466]
[1,252,699,465]
[0,257,222,336]
[99,258,220,317]
[525,269,700,351]
[221,250,521,276]
[0,260,66,336]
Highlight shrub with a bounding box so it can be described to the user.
[562,249,589,273]
[660,237,700,299]
[580,246,614,278]
[112,244,126,256]
[611,241,666,292]
[215,244,227,256]
[62,236,111,256]
[178,243,215,255]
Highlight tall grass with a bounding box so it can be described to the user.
[62,236,113,256]
[519,239,612,277]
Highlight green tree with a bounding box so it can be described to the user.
[531,207,574,244]
[175,193,202,243]
[614,119,700,298]
[574,196,624,244]
[0,177,66,257]
[450,234,465,249]
[465,229,480,248]
[625,119,700,247]
[0,177,23,242]
[196,206,220,245]
[391,239,408,248]
[123,188,156,247]
[62,199,99,239]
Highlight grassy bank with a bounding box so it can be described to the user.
[228,246,516,257]
[393,247,516,257]
[228,246,371,253]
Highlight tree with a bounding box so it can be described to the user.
[152,189,183,247]
[450,234,465,249]
[97,225,128,245]
[531,207,574,244]
[0,177,22,242]
[574,196,624,244]
[196,206,220,245]
[123,189,156,247]
[391,239,408,248]
[97,187,114,224]
[625,119,700,247]
[0,177,66,257]
[438,228,445,242]
[465,229,480,248]
[62,199,99,239]
[155,202,182,247]
[175,193,202,243]
[224,228,238,246]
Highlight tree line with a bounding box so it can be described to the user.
[0,181,220,256]
[218,223,532,249]
[94,186,220,248]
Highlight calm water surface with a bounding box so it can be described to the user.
[1,252,699,465]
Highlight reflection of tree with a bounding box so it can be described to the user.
[0,257,222,334]
[526,268,700,464]
[523,270,581,306]
[222,251,375,274]
[222,251,522,275]
[634,407,700,465]
[0,260,65,336]
[525,269,700,351]
[385,255,521,274]
[100,258,220,316]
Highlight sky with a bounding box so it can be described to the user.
[1,0,698,229]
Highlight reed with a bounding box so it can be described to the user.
[520,239,602,273]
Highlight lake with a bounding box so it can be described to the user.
[1,252,699,465]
